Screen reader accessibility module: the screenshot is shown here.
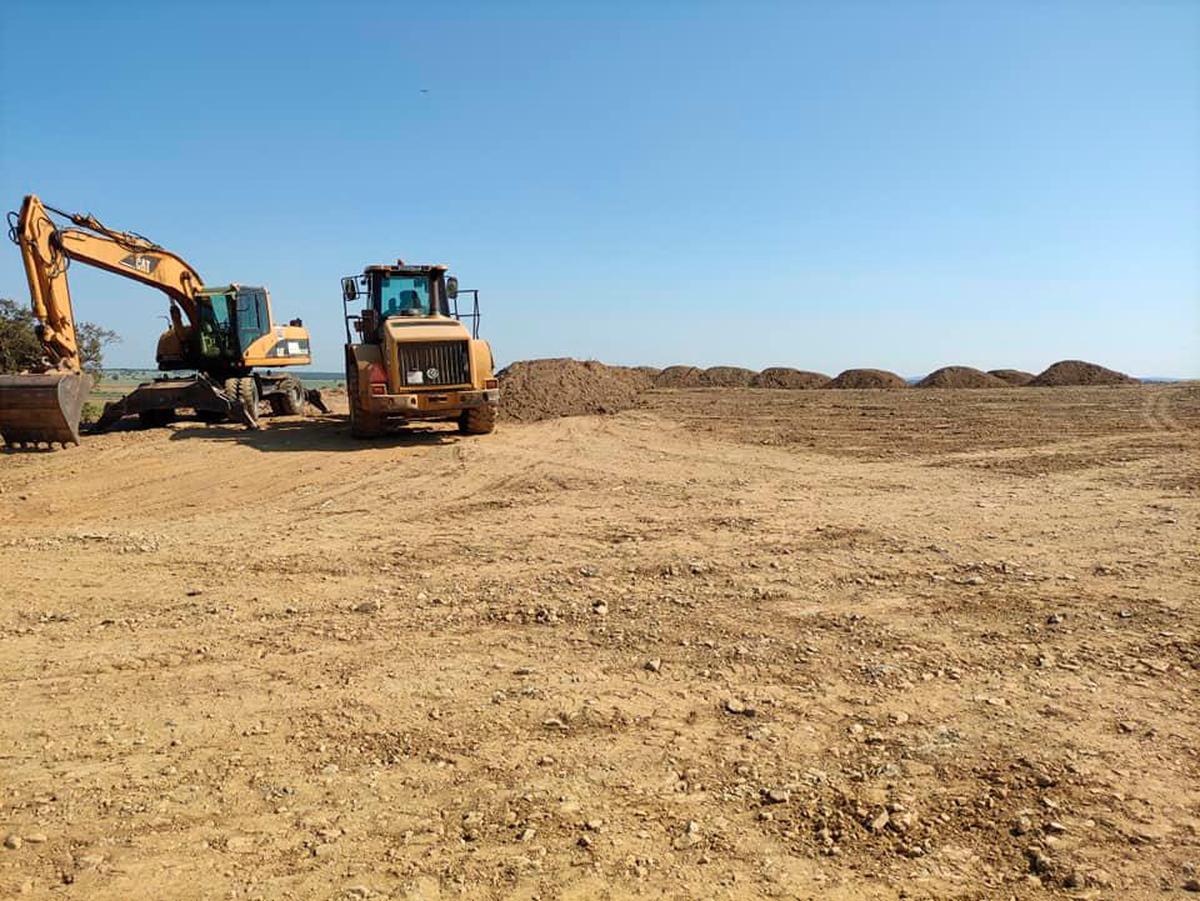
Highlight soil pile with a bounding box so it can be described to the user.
[917,366,1008,389]
[750,368,832,389]
[829,368,907,389]
[655,366,706,388]
[988,369,1036,386]
[1029,360,1139,387]
[497,358,647,421]
[700,366,756,387]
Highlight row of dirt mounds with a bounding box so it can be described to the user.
[496,358,650,421]
[498,358,1142,421]
[698,365,758,387]
[1028,359,1139,387]
[917,366,1009,389]
[988,368,1037,386]
[749,367,832,389]
[828,368,908,389]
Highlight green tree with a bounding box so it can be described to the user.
[0,297,121,374]
[0,298,43,372]
[77,321,121,375]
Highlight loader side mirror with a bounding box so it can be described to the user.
[446,276,458,300]
[342,277,359,302]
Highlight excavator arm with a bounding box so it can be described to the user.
[2,195,250,448]
[12,194,203,372]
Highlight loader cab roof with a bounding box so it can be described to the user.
[363,263,448,276]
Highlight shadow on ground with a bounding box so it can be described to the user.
[164,414,459,452]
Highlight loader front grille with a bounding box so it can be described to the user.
[396,341,471,388]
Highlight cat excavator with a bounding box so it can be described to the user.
[0,194,324,448]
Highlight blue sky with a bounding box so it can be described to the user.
[1,0,1196,376]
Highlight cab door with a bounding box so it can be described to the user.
[235,289,271,357]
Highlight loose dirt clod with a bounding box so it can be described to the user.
[1028,360,1139,387]
[829,368,907,389]
[917,366,1008,389]
[700,366,756,387]
[497,358,648,421]
[654,366,706,388]
[750,368,832,389]
[988,369,1037,386]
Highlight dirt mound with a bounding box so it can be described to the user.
[988,369,1036,386]
[917,366,1008,389]
[497,358,647,421]
[1029,360,1139,387]
[655,366,705,388]
[829,368,907,389]
[700,366,756,387]
[750,368,832,389]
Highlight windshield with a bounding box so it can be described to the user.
[378,275,432,318]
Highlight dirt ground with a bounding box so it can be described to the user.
[1,384,1197,900]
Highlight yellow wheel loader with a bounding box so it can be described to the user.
[0,195,325,448]
[341,262,499,438]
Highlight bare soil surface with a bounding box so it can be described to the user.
[1,384,1197,900]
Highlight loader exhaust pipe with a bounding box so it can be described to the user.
[0,371,93,449]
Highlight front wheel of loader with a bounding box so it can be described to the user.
[349,398,383,439]
[459,405,496,435]
[224,377,260,428]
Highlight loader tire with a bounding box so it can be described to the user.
[349,400,383,439]
[459,405,496,435]
[224,377,260,427]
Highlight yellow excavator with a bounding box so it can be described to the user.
[0,195,324,448]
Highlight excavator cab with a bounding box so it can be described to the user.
[193,286,271,364]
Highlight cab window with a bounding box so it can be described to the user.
[378,275,431,318]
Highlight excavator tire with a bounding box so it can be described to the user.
[459,405,496,435]
[224,377,260,428]
[268,378,304,416]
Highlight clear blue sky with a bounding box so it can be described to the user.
[2,0,1197,376]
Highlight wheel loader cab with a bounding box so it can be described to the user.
[367,268,450,331]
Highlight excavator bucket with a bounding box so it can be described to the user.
[0,371,92,448]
